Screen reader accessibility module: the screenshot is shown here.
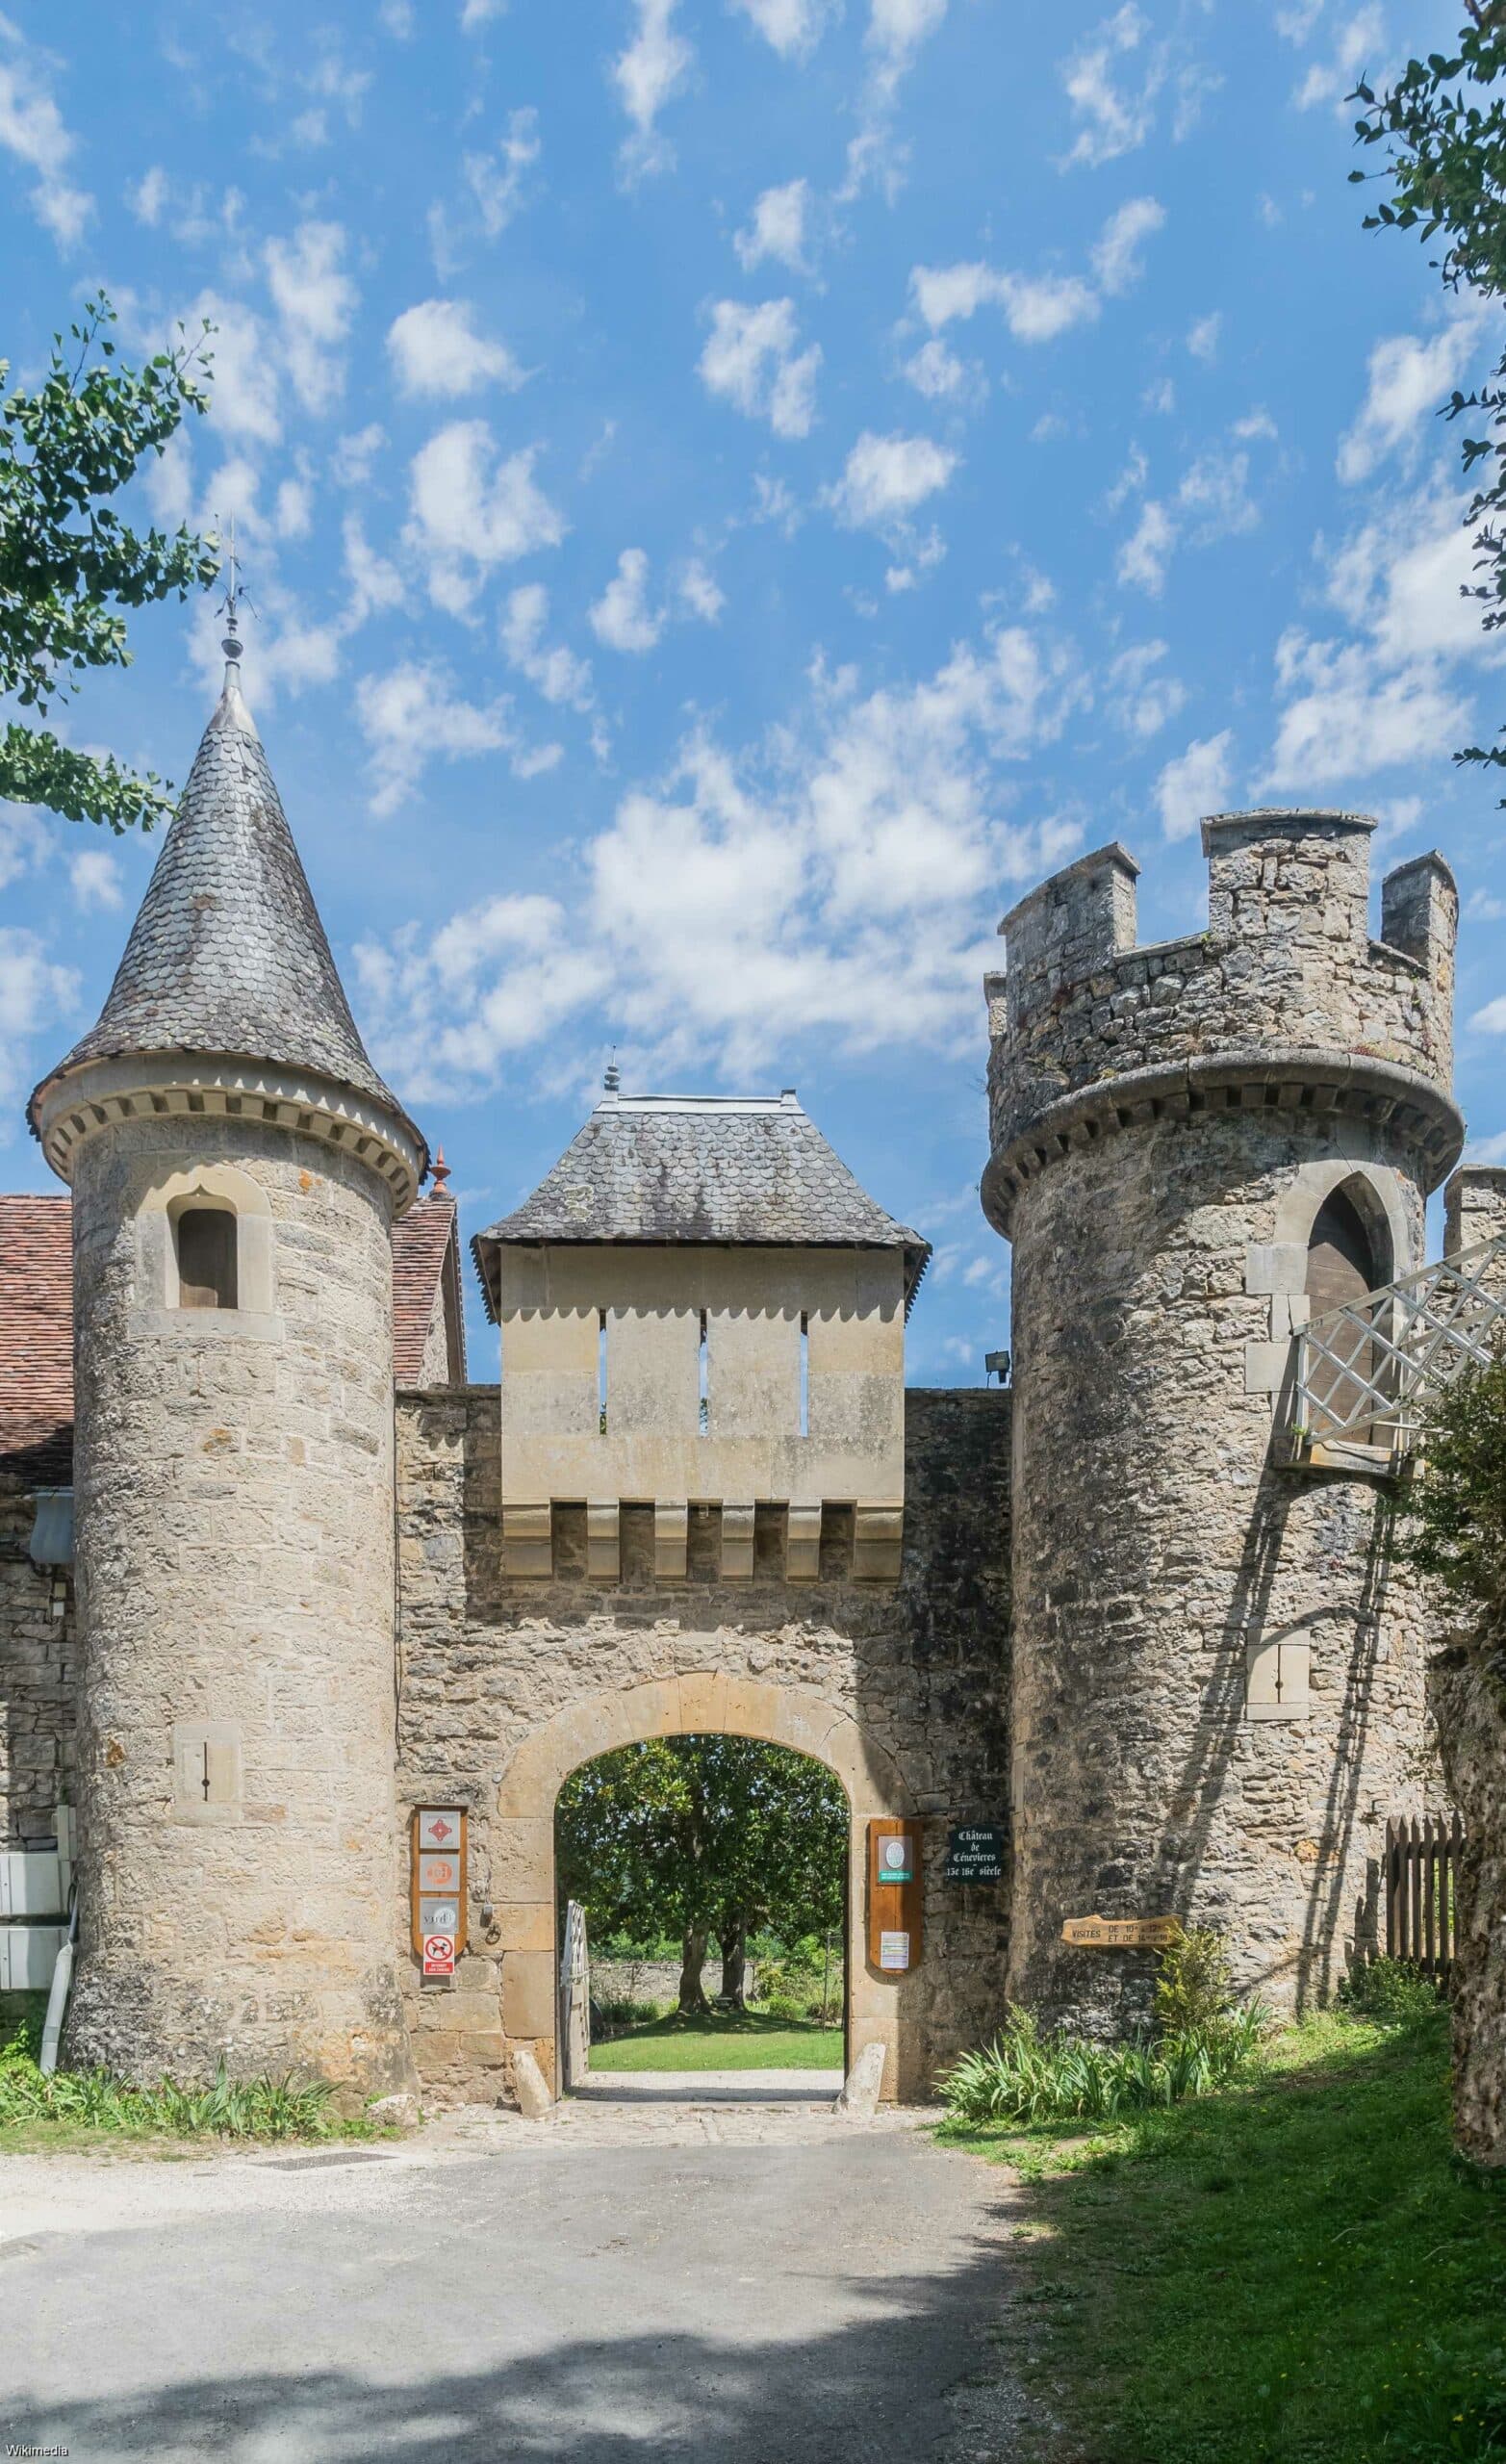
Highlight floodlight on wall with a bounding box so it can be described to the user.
[984,1350,1011,1387]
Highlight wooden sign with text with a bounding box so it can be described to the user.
[1061,1913,1182,1949]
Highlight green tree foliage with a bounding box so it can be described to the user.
[1350,9,1506,791]
[555,1735,847,2015]
[0,294,217,833]
[1396,1344,1506,1653]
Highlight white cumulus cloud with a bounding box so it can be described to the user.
[825,430,958,528]
[615,0,692,177]
[404,422,566,614]
[502,584,595,709]
[387,298,524,398]
[731,0,833,55]
[1156,730,1234,840]
[265,220,356,415]
[1338,313,1486,484]
[350,612,1085,1104]
[1059,5,1161,168]
[590,548,665,653]
[355,660,550,812]
[699,297,821,437]
[0,17,92,247]
[735,178,810,274]
[1091,195,1165,295]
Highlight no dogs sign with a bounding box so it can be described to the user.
[422,1933,455,1978]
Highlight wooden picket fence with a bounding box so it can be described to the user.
[1384,1813,1465,1979]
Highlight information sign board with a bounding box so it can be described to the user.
[942,1823,1006,1885]
[1061,1913,1182,1948]
[411,1808,468,1967]
[866,1818,923,1975]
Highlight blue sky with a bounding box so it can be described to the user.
[1,0,1502,1378]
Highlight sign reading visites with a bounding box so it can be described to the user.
[412,1808,468,1978]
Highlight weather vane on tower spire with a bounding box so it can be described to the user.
[217,514,249,673]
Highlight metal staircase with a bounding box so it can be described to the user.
[1283,1235,1506,1473]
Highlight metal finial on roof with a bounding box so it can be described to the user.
[217,514,248,670]
[430,1145,451,1194]
[603,1055,621,1094]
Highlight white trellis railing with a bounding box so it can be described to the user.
[1286,1235,1506,1470]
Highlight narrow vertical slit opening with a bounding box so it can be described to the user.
[598,1309,608,1434]
[698,1309,709,1435]
[799,1311,809,1438]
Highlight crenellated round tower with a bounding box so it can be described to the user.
[28,633,424,2093]
[983,810,1462,2029]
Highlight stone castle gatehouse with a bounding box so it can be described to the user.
[0,651,1493,2106]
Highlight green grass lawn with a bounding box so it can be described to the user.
[588,2009,844,2072]
[942,2008,1506,2464]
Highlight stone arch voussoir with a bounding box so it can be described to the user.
[495,1669,909,2100]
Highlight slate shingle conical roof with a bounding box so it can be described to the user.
[33,665,418,1146]
[472,1091,931,1318]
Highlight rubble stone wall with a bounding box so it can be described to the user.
[0,1482,73,1846]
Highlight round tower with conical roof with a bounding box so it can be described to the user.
[29,641,424,2093]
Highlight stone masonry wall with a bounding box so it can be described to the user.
[1005,1106,1445,2033]
[64,1114,411,2093]
[988,823,1457,1175]
[0,1481,73,1846]
[394,1384,1011,2106]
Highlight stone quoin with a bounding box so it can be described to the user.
[0,668,1488,2103]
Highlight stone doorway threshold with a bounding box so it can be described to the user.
[570,2066,845,2106]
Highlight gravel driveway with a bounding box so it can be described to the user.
[0,2095,1032,2462]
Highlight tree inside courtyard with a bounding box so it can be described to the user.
[555,1734,847,2016]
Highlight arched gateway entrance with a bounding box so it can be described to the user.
[495,1674,908,2098]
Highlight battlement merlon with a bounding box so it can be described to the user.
[982,811,1463,1238]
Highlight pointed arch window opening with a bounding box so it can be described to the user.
[598,1310,608,1435]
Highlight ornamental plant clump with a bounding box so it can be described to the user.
[0,2011,345,2141]
[938,1927,1268,2124]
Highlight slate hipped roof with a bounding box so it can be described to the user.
[472,1091,931,1319]
[29,663,421,1161]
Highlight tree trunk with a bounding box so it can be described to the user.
[677,1924,710,2015]
[718,1915,747,2011]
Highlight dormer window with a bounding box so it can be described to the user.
[175,1206,238,1311]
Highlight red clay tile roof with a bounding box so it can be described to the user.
[0,1194,73,1485]
[0,1188,463,1487]
[392,1194,464,1384]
